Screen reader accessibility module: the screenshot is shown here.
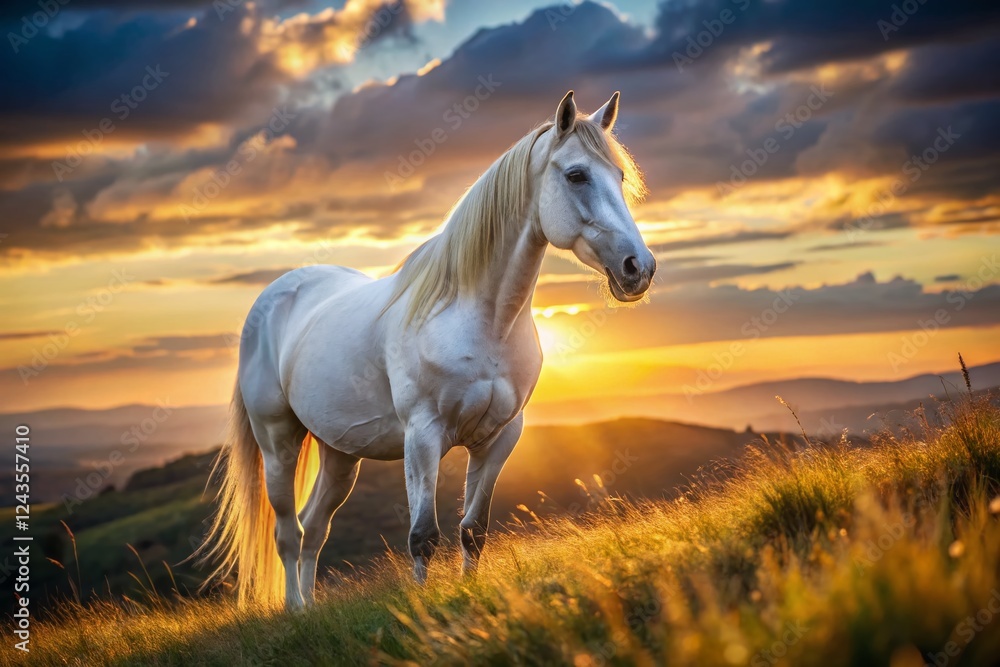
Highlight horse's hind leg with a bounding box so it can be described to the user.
[253,415,308,611]
[298,443,361,605]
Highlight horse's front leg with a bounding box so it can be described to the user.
[461,412,523,575]
[403,419,445,584]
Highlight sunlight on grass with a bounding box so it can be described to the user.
[4,387,1000,666]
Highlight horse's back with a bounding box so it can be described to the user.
[239,265,376,416]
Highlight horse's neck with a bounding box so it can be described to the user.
[479,215,546,338]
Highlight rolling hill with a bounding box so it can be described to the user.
[3,386,998,666]
[2,417,804,616]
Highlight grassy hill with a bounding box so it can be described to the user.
[3,387,998,665]
[2,418,780,617]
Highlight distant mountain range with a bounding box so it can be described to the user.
[532,361,1000,432]
[2,361,997,503]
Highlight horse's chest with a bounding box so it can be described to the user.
[449,359,532,445]
[422,338,540,446]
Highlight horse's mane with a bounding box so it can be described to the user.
[386,116,647,325]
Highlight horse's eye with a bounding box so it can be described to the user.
[566,170,588,184]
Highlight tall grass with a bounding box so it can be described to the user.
[4,390,999,666]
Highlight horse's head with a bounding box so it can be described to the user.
[534,91,656,303]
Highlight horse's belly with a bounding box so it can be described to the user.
[312,412,405,461]
[279,277,409,459]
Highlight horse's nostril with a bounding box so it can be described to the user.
[623,256,639,277]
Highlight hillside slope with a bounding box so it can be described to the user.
[4,391,998,666]
[3,418,778,615]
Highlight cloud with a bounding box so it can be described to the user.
[0,330,62,341]
[534,259,799,307]
[0,8,282,153]
[642,0,1000,75]
[130,334,235,353]
[257,0,446,74]
[806,240,886,252]
[2,0,1000,266]
[541,271,1000,354]
[0,0,444,154]
[210,268,293,285]
[2,332,238,387]
[890,40,1000,104]
[651,229,793,253]
[0,0,214,18]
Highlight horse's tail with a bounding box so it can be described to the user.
[193,380,271,605]
[196,380,317,607]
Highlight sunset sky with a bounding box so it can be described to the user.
[1,0,998,419]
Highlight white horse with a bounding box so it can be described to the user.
[198,91,656,610]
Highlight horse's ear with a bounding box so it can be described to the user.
[588,91,620,133]
[555,90,577,137]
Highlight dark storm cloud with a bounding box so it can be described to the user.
[310,1,648,168]
[0,0,206,20]
[642,0,1000,75]
[890,40,1000,104]
[2,0,1000,261]
[0,6,285,151]
[0,0,310,20]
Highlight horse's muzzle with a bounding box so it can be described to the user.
[605,251,655,302]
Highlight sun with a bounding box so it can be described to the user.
[534,316,568,356]
[531,304,593,358]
